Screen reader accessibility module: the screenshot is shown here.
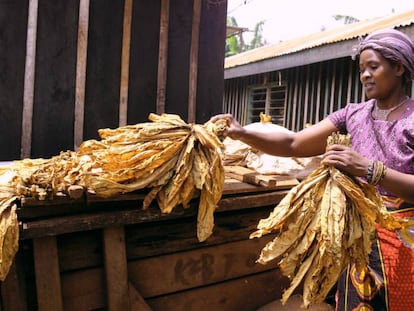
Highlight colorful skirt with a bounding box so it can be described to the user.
[335,197,414,311]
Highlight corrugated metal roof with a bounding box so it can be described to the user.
[225,9,414,69]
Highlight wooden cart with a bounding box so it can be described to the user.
[1,173,298,311]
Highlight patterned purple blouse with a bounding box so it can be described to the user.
[328,98,414,196]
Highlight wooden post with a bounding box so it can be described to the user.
[156,0,170,114]
[119,0,133,126]
[129,282,152,311]
[187,0,202,123]
[33,237,64,311]
[21,0,39,159]
[1,252,27,311]
[103,226,131,311]
[74,0,90,150]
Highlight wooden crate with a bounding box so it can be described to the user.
[1,177,298,311]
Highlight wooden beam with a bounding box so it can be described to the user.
[156,0,170,114]
[33,236,63,311]
[74,0,90,149]
[103,226,130,311]
[119,0,133,126]
[129,282,152,311]
[1,251,28,311]
[21,0,39,159]
[19,188,289,239]
[147,270,288,311]
[187,0,202,123]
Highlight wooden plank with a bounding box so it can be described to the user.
[146,270,290,311]
[61,267,105,311]
[224,165,298,188]
[127,236,278,297]
[56,205,275,272]
[0,251,28,311]
[32,2,79,157]
[224,177,279,194]
[103,226,130,311]
[195,0,227,120]
[119,0,133,126]
[187,0,201,123]
[156,0,170,114]
[74,0,90,149]
[129,282,152,311]
[60,237,283,309]
[0,1,27,160]
[21,0,38,158]
[33,236,63,311]
[61,268,289,311]
[18,177,287,210]
[20,204,194,239]
[82,0,125,139]
[223,177,293,194]
[218,191,287,211]
[19,189,286,239]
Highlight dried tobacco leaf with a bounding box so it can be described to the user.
[250,132,413,309]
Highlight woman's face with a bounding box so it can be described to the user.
[359,49,403,100]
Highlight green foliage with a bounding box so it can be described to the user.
[248,20,264,49]
[225,17,265,57]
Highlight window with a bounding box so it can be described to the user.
[248,85,286,126]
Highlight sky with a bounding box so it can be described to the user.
[227,0,414,44]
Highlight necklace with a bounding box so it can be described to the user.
[372,96,410,121]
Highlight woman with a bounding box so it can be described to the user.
[211,28,414,310]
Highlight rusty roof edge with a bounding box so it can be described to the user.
[224,9,414,71]
[224,39,358,79]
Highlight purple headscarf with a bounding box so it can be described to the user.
[354,28,414,81]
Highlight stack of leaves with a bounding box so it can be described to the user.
[249,132,412,309]
[0,113,227,280]
[0,171,19,281]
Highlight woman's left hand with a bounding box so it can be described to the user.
[322,144,370,177]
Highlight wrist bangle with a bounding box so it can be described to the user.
[366,160,386,185]
[376,163,387,184]
[366,160,374,184]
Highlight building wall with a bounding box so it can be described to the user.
[0,0,227,160]
[223,57,365,132]
[223,25,414,132]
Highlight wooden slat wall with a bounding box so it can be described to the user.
[0,1,27,160]
[0,0,227,160]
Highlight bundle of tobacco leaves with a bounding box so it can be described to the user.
[250,132,412,309]
[0,113,227,280]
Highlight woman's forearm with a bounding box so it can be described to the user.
[379,168,414,203]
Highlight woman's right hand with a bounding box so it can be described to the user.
[209,113,245,140]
